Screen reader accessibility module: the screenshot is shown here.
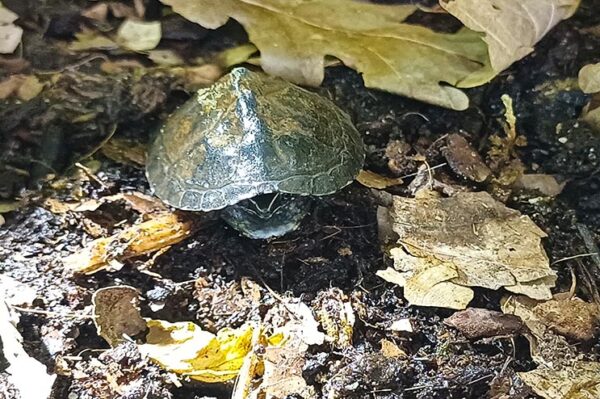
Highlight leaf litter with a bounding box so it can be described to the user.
[377,191,555,309]
[1,0,598,398]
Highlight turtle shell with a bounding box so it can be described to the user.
[146,67,365,211]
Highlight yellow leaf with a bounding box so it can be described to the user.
[441,0,580,87]
[160,0,490,110]
[140,320,254,382]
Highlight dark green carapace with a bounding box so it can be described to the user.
[146,67,364,239]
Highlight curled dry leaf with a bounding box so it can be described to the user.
[444,307,523,339]
[63,211,195,274]
[442,133,491,182]
[440,0,580,86]
[160,0,491,110]
[377,191,555,309]
[92,286,146,347]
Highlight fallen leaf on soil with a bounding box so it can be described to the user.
[380,339,407,359]
[442,133,491,182]
[140,319,255,382]
[0,291,56,399]
[444,308,523,339]
[63,211,194,274]
[440,0,580,86]
[160,0,490,110]
[314,288,355,348]
[578,63,600,94]
[168,63,224,90]
[513,174,567,197]
[377,191,555,309]
[45,192,167,215]
[250,301,321,398]
[116,19,161,52]
[519,361,600,399]
[357,170,404,190]
[578,63,600,131]
[101,138,147,167]
[92,286,146,347]
[0,4,23,54]
[502,294,600,343]
[69,29,119,51]
[0,74,44,101]
[147,49,184,66]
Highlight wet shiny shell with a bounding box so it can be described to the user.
[146,67,365,211]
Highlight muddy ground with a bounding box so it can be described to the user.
[1,1,600,398]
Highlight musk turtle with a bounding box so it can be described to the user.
[146,67,364,239]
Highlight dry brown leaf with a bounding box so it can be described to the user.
[0,74,44,101]
[442,133,491,182]
[92,286,146,347]
[378,191,555,309]
[380,339,407,359]
[441,0,580,86]
[578,63,600,94]
[519,361,600,399]
[444,308,523,339]
[160,0,491,110]
[63,212,195,274]
[101,137,147,167]
[513,174,567,197]
[578,64,600,131]
[356,170,404,190]
[502,295,600,343]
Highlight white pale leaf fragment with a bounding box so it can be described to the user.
[116,19,161,51]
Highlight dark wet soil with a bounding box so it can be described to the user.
[2,1,600,398]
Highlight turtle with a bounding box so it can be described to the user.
[146,67,365,239]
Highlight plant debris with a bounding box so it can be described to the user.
[63,211,197,274]
[92,286,146,347]
[444,307,524,339]
[378,191,555,309]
